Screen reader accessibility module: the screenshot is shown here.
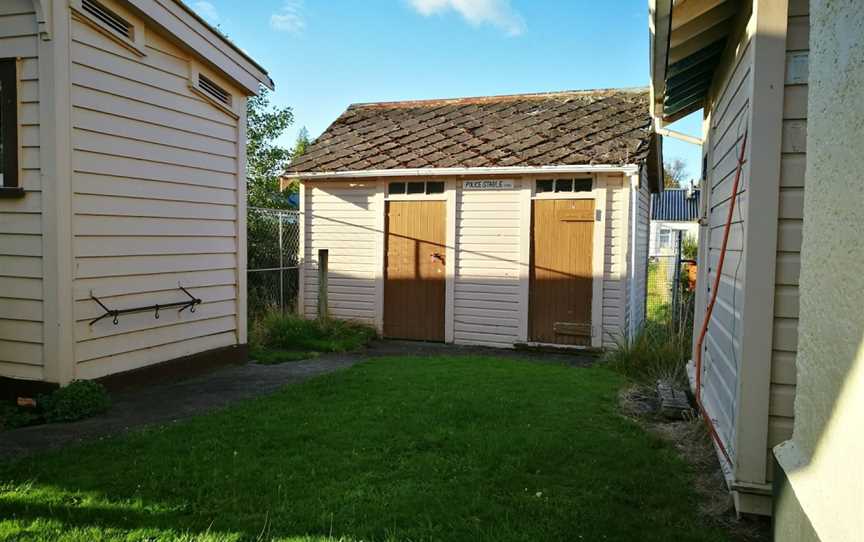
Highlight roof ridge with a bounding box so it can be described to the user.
[348,87,649,110]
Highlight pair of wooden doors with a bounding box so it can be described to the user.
[383,198,595,346]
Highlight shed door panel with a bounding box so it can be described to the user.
[384,200,446,341]
[530,199,594,345]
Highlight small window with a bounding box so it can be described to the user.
[82,0,133,39]
[536,180,554,193]
[658,228,672,249]
[388,180,446,197]
[425,181,444,194]
[0,59,19,192]
[198,73,232,106]
[573,178,592,192]
[406,182,425,195]
[555,179,573,192]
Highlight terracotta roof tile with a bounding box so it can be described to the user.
[288,88,653,173]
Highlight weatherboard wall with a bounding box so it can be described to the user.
[300,173,643,349]
[0,0,44,381]
[68,3,247,379]
[692,0,804,513]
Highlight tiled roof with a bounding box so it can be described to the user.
[288,88,653,173]
[651,188,701,221]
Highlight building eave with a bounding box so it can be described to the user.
[284,164,643,182]
[126,0,274,94]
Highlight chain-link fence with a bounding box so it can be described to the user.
[647,230,697,333]
[247,207,300,317]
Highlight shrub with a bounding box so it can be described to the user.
[38,380,112,423]
[0,402,40,431]
[604,321,691,387]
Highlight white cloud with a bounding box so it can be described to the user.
[270,1,305,34]
[193,1,220,24]
[409,0,526,36]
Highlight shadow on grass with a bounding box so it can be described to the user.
[1,356,731,542]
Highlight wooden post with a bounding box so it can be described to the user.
[317,249,329,319]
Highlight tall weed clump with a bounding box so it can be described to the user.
[250,310,377,355]
[605,321,692,387]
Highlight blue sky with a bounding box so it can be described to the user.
[192,0,702,181]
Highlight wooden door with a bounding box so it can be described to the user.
[384,200,446,341]
[529,199,595,345]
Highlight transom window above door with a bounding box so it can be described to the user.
[388,181,445,196]
[536,178,592,194]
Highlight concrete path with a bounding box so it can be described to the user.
[0,341,598,458]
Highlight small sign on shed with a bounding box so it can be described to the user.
[463,180,514,190]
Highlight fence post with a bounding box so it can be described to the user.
[318,249,329,319]
[672,230,683,328]
[278,213,284,313]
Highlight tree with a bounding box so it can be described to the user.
[292,126,311,161]
[246,87,294,209]
[663,158,688,189]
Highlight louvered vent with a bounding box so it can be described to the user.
[81,0,133,39]
[198,74,231,106]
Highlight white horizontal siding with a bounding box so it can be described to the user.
[632,182,650,333]
[453,187,521,347]
[765,2,808,482]
[70,13,242,376]
[302,182,378,325]
[602,176,628,347]
[0,2,43,380]
[699,28,755,455]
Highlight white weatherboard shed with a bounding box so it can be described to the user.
[285,89,662,350]
[650,0,809,516]
[0,0,272,393]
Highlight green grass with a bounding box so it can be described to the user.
[250,348,320,365]
[249,313,377,365]
[0,357,729,542]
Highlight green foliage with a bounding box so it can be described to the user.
[663,158,688,188]
[292,126,311,161]
[38,381,111,424]
[0,357,730,541]
[252,312,376,356]
[246,87,295,209]
[0,403,39,431]
[682,234,699,260]
[605,321,693,387]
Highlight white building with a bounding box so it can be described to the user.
[1,0,272,397]
[284,89,662,349]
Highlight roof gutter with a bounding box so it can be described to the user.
[284,164,641,181]
[649,0,674,121]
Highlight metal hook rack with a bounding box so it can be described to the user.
[89,284,201,326]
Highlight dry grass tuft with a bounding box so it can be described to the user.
[619,385,771,542]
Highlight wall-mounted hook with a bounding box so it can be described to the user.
[154,305,160,319]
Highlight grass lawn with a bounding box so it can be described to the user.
[0,356,729,542]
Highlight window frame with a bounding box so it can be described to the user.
[658,227,673,249]
[0,58,21,197]
[386,180,447,200]
[188,63,240,118]
[532,177,595,200]
[71,0,147,57]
